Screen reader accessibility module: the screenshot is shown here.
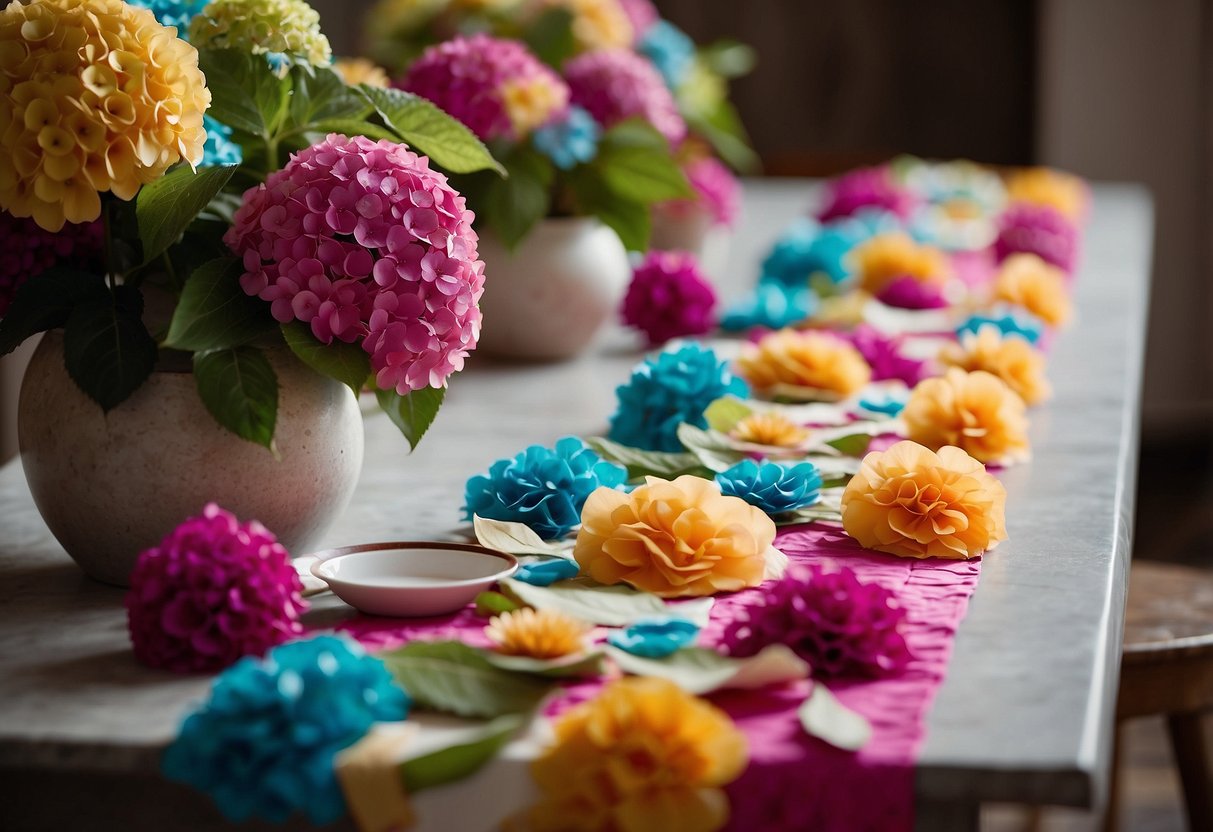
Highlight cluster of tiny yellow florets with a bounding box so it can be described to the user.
[189,0,332,67]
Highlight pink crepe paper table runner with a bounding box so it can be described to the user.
[321,522,983,832]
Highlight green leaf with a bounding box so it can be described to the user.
[62,286,158,412]
[502,578,714,628]
[375,386,446,450]
[703,396,754,434]
[473,515,571,556]
[192,346,279,450]
[698,40,758,78]
[685,99,760,174]
[479,146,554,249]
[380,641,553,718]
[198,49,291,138]
[522,7,577,67]
[595,122,692,204]
[474,591,521,617]
[824,432,874,457]
[675,423,747,472]
[583,436,704,479]
[798,683,872,751]
[399,714,524,793]
[606,644,809,695]
[774,505,842,526]
[280,321,370,395]
[483,650,605,679]
[564,166,650,252]
[303,119,399,142]
[164,257,275,351]
[287,65,373,129]
[136,164,238,263]
[0,268,108,356]
[360,85,504,175]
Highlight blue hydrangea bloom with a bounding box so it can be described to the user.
[857,389,908,418]
[202,115,243,167]
[607,616,700,658]
[513,557,581,586]
[957,310,1043,345]
[719,281,816,331]
[608,343,749,452]
[162,636,410,825]
[464,437,626,539]
[532,106,600,170]
[716,459,823,515]
[126,0,208,34]
[638,20,696,89]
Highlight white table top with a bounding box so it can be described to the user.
[0,179,1153,826]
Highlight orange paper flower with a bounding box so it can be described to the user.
[485,608,590,659]
[517,677,747,832]
[841,440,1007,559]
[1005,167,1088,221]
[903,368,1030,464]
[940,326,1052,406]
[736,329,871,399]
[729,411,809,448]
[994,253,1073,327]
[575,475,776,598]
[849,232,951,294]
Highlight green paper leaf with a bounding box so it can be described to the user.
[375,386,446,451]
[192,346,279,450]
[502,578,714,628]
[198,49,291,138]
[360,85,504,175]
[824,432,874,457]
[474,591,521,617]
[381,641,553,718]
[595,121,692,204]
[62,285,158,412]
[605,644,809,695]
[399,714,524,794]
[478,146,553,249]
[703,396,754,434]
[675,423,747,472]
[583,436,704,479]
[164,257,275,351]
[136,164,238,263]
[0,268,108,356]
[473,515,571,556]
[287,65,373,128]
[483,650,605,679]
[798,683,872,751]
[774,505,842,526]
[280,321,370,395]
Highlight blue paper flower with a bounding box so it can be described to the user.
[465,437,626,539]
[127,0,209,33]
[720,281,816,331]
[607,616,700,658]
[715,459,823,515]
[857,389,908,418]
[202,115,243,167]
[532,106,600,170]
[638,20,696,89]
[514,557,581,586]
[162,636,410,825]
[956,310,1043,345]
[608,343,749,452]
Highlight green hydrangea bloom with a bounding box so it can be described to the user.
[190,0,332,67]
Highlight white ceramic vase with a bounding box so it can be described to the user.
[650,205,733,280]
[475,217,631,360]
[18,332,364,586]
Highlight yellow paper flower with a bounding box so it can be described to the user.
[841,440,1007,559]
[1005,167,1087,221]
[729,411,809,448]
[849,232,951,294]
[993,253,1073,327]
[516,677,747,832]
[485,608,590,659]
[333,57,390,88]
[0,0,210,231]
[903,367,1030,464]
[736,329,872,398]
[542,0,633,52]
[575,475,776,598]
[190,0,332,67]
[940,326,1052,406]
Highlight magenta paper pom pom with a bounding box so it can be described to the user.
[125,504,307,674]
[621,250,718,345]
[993,202,1079,274]
[817,166,917,223]
[226,133,484,394]
[874,274,949,309]
[663,156,740,226]
[564,48,686,145]
[0,213,103,316]
[844,323,927,387]
[722,563,912,678]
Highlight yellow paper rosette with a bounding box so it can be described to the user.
[1005,166,1088,221]
[848,232,951,294]
[485,608,590,659]
[993,253,1073,327]
[735,328,872,399]
[940,326,1052,406]
[729,411,809,448]
[902,367,1030,465]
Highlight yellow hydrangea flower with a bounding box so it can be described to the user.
[736,328,872,399]
[485,608,589,659]
[542,0,633,52]
[729,411,809,448]
[940,326,1052,406]
[0,0,210,231]
[848,232,951,295]
[189,0,332,68]
[333,57,390,88]
[994,253,1073,327]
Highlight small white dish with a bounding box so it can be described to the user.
[310,542,518,617]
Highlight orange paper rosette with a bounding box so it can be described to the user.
[841,440,1007,559]
[903,367,1030,464]
[729,410,809,448]
[849,232,951,294]
[736,329,871,399]
[994,253,1073,327]
[1005,167,1088,221]
[485,608,589,659]
[940,326,1052,406]
[574,475,776,598]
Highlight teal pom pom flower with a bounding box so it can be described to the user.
[162,636,410,825]
[607,616,699,657]
[720,281,815,331]
[957,309,1043,345]
[465,437,627,539]
[532,105,600,170]
[715,459,823,515]
[608,343,749,452]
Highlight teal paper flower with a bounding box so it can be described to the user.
[720,281,815,331]
[638,20,696,89]
[465,437,627,539]
[127,0,209,34]
[957,309,1043,345]
[162,636,410,825]
[607,616,700,658]
[514,558,581,586]
[202,115,243,167]
[608,343,749,452]
[857,390,908,418]
[532,106,600,170]
[715,459,823,515]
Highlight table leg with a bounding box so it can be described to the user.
[915,798,980,832]
[1167,711,1213,832]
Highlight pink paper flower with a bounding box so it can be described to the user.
[0,213,103,316]
[817,166,917,223]
[564,48,686,145]
[993,202,1079,274]
[226,133,484,394]
[875,274,949,309]
[662,155,740,226]
[125,503,307,674]
[844,323,927,387]
[398,34,569,142]
[621,250,718,345]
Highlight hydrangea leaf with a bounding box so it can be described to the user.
[198,48,291,139]
[564,165,650,252]
[798,683,872,751]
[375,386,445,451]
[684,98,760,174]
[192,345,279,451]
[698,39,758,79]
[379,641,553,718]
[583,436,705,479]
[595,121,693,204]
[62,286,158,412]
[300,119,399,143]
[137,164,238,263]
[478,146,554,249]
[473,516,572,557]
[522,6,576,68]
[398,714,524,794]
[503,578,714,628]
[0,268,108,357]
[164,257,276,352]
[286,64,373,129]
[359,85,504,175]
[605,644,808,695]
[280,321,371,395]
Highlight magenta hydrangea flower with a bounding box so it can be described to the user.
[621,250,718,345]
[125,503,307,674]
[0,213,103,316]
[618,0,659,40]
[844,323,927,387]
[398,34,569,142]
[875,275,949,309]
[993,202,1079,274]
[662,156,739,226]
[817,166,917,223]
[226,134,484,394]
[722,563,911,678]
[564,48,686,145]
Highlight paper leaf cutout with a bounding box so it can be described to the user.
[502,578,713,628]
[705,396,754,434]
[605,644,809,695]
[473,515,572,557]
[474,591,520,617]
[764,545,789,580]
[676,423,747,472]
[583,436,706,479]
[398,714,523,794]
[380,641,552,718]
[798,683,872,751]
[483,650,606,679]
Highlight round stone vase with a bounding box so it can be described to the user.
[650,204,733,280]
[475,217,630,360]
[18,332,364,586]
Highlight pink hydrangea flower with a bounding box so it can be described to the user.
[564,48,687,145]
[875,275,949,309]
[225,134,484,394]
[993,202,1079,275]
[0,213,103,316]
[621,250,717,345]
[844,323,927,387]
[125,503,307,674]
[618,0,659,40]
[662,155,739,226]
[398,34,569,142]
[817,165,917,223]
